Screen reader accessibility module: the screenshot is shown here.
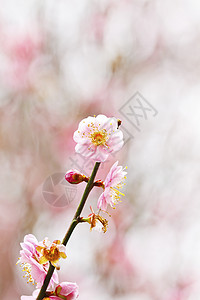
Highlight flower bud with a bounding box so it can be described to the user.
[65,169,88,184]
[117,119,122,128]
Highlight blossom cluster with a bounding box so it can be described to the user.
[18,234,78,299]
[21,282,79,300]
[66,114,127,231]
[18,114,126,299]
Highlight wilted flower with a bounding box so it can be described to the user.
[97,161,127,210]
[84,206,108,233]
[65,169,88,184]
[17,234,58,288]
[21,281,79,300]
[36,238,67,270]
[73,114,124,162]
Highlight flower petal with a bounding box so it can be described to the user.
[60,252,67,259]
[39,256,49,265]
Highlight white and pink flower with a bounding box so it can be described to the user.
[97,161,127,210]
[73,115,124,162]
[21,281,79,300]
[17,234,59,289]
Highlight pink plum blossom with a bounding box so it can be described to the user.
[21,281,79,300]
[97,161,127,210]
[55,282,79,300]
[17,234,59,289]
[73,115,124,162]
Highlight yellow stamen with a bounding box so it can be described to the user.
[20,262,34,284]
[81,121,109,147]
[112,188,125,196]
[90,129,108,146]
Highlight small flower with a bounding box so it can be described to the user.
[36,238,67,270]
[97,161,127,210]
[65,169,88,184]
[21,281,79,300]
[73,114,124,162]
[83,206,108,233]
[55,282,79,299]
[17,234,58,289]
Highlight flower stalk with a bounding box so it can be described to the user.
[36,162,100,300]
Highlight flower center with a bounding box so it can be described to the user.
[43,246,60,262]
[90,130,108,146]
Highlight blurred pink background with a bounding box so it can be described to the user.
[1,1,200,299]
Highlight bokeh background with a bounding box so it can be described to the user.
[1,0,200,299]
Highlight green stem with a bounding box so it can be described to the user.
[36,162,100,300]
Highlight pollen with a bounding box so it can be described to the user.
[81,121,109,147]
[110,186,125,206]
[20,262,34,284]
[90,130,108,146]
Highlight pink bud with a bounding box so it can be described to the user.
[65,169,88,184]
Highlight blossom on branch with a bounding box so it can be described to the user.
[83,206,108,233]
[73,114,124,162]
[21,281,79,300]
[97,161,127,210]
[65,169,88,184]
[36,238,67,270]
[17,234,59,288]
